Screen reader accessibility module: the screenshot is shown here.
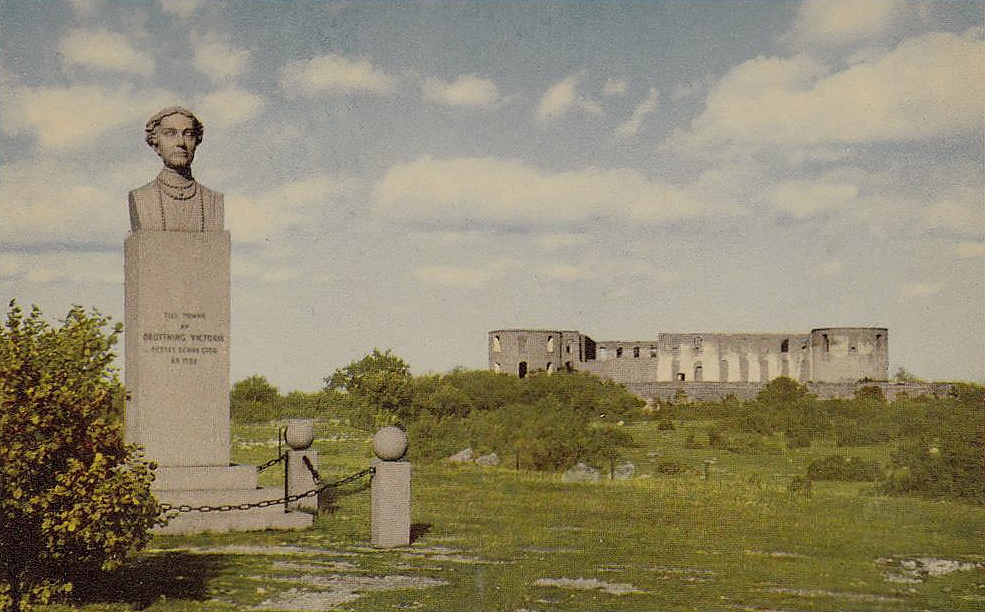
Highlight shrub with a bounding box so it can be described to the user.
[0,303,160,610]
[807,455,885,481]
[656,418,675,431]
[881,388,984,503]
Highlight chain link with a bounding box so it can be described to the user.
[256,452,287,473]
[159,466,376,519]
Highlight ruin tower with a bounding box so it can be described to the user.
[489,329,585,378]
[809,327,889,382]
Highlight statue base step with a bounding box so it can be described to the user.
[152,465,313,535]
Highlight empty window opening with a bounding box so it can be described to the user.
[850,345,857,352]
[633,347,640,358]
[677,372,686,381]
[565,361,574,372]
[822,334,830,352]
[692,336,703,350]
[493,335,502,352]
[875,334,882,348]
[649,346,658,358]
[694,363,703,382]
[780,339,789,353]
[616,347,623,358]
[518,361,527,379]
[546,336,554,352]
[546,362,554,374]
[566,343,572,354]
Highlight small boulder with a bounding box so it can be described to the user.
[475,452,500,467]
[447,448,473,463]
[613,462,636,480]
[562,462,600,483]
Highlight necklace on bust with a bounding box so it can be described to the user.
[156,171,198,201]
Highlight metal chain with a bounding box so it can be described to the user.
[256,452,287,472]
[159,466,375,519]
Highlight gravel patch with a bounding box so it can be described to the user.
[877,556,984,584]
[534,577,645,595]
[252,573,447,610]
[761,587,902,602]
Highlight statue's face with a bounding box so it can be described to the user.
[154,113,198,171]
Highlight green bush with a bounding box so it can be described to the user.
[1,303,160,611]
[881,386,984,503]
[807,455,885,481]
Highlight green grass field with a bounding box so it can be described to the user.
[56,420,984,611]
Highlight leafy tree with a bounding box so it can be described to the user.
[230,374,281,422]
[0,303,159,610]
[325,349,413,425]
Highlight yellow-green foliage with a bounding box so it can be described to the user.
[0,302,160,610]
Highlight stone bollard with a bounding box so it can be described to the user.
[371,426,411,548]
[285,419,318,512]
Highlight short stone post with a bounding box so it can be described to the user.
[285,419,319,512]
[371,426,411,548]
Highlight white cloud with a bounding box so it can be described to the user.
[0,158,141,246]
[921,186,984,236]
[160,0,201,18]
[681,28,983,150]
[535,233,589,252]
[535,263,585,281]
[58,28,154,76]
[786,0,910,50]
[423,75,504,108]
[770,178,858,218]
[615,86,658,139]
[226,173,357,243]
[196,87,266,129]
[413,265,491,288]
[901,282,944,297]
[955,242,985,258]
[535,76,602,123]
[813,260,844,276]
[1,82,178,150]
[602,79,628,96]
[373,156,730,228]
[281,54,396,96]
[1,253,120,285]
[193,35,250,82]
[70,0,100,18]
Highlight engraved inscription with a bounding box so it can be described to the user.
[141,311,225,366]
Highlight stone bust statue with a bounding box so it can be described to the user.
[129,106,223,232]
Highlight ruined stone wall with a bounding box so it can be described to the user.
[489,327,890,385]
[810,328,889,382]
[489,329,583,378]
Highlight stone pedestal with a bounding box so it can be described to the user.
[287,450,320,512]
[371,460,411,548]
[125,230,312,534]
[124,230,231,466]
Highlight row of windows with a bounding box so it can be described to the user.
[495,334,882,357]
[492,335,575,355]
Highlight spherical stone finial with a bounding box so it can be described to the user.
[373,426,408,461]
[285,419,315,451]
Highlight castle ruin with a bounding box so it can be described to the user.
[485,327,927,401]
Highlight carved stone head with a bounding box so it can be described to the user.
[145,107,204,172]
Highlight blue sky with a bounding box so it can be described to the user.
[1,0,982,390]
